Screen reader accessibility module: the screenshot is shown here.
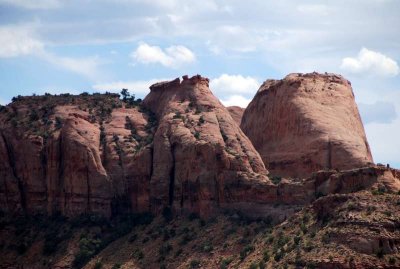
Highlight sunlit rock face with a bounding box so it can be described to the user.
[241,72,373,178]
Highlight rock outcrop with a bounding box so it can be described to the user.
[241,72,373,178]
[0,74,393,222]
[0,76,271,218]
[142,75,268,216]
[0,94,154,217]
[226,106,244,125]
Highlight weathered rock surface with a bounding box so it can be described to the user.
[226,106,244,125]
[0,76,271,218]
[0,74,396,222]
[0,94,154,217]
[142,75,268,216]
[241,72,373,178]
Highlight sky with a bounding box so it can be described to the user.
[0,0,399,167]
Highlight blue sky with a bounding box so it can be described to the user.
[0,0,399,167]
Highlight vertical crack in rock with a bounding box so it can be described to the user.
[1,133,26,213]
[327,138,332,170]
[0,133,10,210]
[40,139,48,206]
[58,132,67,212]
[214,175,220,207]
[86,151,91,212]
[168,143,176,206]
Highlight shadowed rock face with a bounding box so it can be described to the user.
[241,72,373,178]
[226,106,244,126]
[142,75,268,216]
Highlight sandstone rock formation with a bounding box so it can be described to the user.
[0,74,394,223]
[226,106,244,125]
[0,76,270,218]
[0,94,153,217]
[241,72,373,178]
[141,75,268,216]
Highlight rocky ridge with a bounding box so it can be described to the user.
[0,76,271,219]
[1,73,400,269]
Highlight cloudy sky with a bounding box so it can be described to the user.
[0,0,399,167]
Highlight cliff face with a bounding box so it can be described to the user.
[241,72,373,178]
[141,75,269,216]
[0,76,272,218]
[0,94,154,217]
[0,74,393,222]
[2,74,400,269]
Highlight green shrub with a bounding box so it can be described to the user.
[220,257,233,269]
[274,249,283,261]
[271,176,282,185]
[29,110,39,121]
[263,250,270,261]
[174,248,183,257]
[199,116,205,124]
[201,241,213,253]
[240,244,254,260]
[72,236,102,268]
[389,256,396,265]
[94,260,103,269]
[190,259,201,268]
[159,243,173,257]
[111,263,121,269]
[173,111,183,120]
[132,248,144,260]
[55,117,63,129]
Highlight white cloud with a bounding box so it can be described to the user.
[131,42,196,68]
[210,74,260,95]
[341,48,399,77]
[0,25,43,57]
[0,0,61,9]
[92,78,169,96]
[221,95,251,108]
[0,24,103,80]
[297,4,330,15]
[40,51,102,80]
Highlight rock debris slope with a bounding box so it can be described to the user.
[241,72,373,178]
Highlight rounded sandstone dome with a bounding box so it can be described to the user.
[241,72,373,178]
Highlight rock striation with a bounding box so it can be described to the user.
[141,75,269,216]
[0,76,270,218]
[0,74,395,222]
[241,72,373,178]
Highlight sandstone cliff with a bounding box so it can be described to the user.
[0,74,394,223]
[0,76,271,218]
[142,75,269,216]
[241,72,373,178]
[0,93,154,217]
